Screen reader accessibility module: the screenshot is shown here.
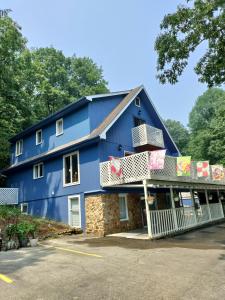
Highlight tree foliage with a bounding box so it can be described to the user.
[155,0,225,86]
[164,119,190,155]
[188,88,225,163]
[0,16,109,170]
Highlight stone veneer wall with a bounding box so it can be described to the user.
[85,193,143,236]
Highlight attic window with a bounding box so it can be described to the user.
[56,118,63,136]
[16,139,23,156]
[135,97,141,107]
[36,129,43,145]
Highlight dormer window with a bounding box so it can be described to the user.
[36,129,43,145]
[16,139,23,156]
[135,97,141,107]
[56,118,63,136]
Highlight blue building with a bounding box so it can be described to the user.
[5,86,225,238]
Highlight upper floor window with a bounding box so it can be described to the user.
[63,151,80,186]
[135,97,141,107]
[16,139,23,156]
[33,162,44,179]
[56,118,63,136]
[119,194,129,221]
[36,129,43,145]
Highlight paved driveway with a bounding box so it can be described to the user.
[1,223,225,300]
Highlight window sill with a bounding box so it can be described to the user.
[63,181,80,187]
[120,218,129,222]
[56,132,64,137]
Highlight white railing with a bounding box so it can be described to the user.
[100,151,225,187]
[132,124,165,148]
[149,203,224,238]
[196,205,210,224]
[210,203,224,220]
[0,188,19,205]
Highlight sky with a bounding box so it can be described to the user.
[1,0,207,126]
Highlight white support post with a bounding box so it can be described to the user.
[143,180,152,238]
[205,189,212,220]
[170,187,178,230]
[217,189,224,218]
[190,189,197,225]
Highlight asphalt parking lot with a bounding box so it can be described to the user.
[1,223,225,300]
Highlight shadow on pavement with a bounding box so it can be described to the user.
[0,246,55,275]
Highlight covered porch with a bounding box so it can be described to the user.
[104,183,225,239]
[100,150,225,239]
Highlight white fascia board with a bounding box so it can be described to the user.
[86,90,130,101]
[99,86,143,139]
[142,86,181,156]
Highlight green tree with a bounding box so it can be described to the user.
[0,16,27,169]
[164,119,190,155]
[208,101,225,165]
[20,48,109,121]
[0,18,109,170]
[188,88,225,162]
[155,0,225,86]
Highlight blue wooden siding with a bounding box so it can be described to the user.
[11,106,90,165]
[99,93,179,162]
[7,88,179,227]
[8,144,100,227]
[89,94,125,131]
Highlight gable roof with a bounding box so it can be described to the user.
[5,85,180,172]
[9,90,130,143]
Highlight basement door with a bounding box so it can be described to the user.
[68,195,81,228]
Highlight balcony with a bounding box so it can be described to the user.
[100,151,225,188]
[132,124,164,149]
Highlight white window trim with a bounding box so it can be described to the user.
[15,139,23,157]
[68,194,81,228]
[63,151,80,187]
[56,118,64,136]
[20,203,28,215]
[36,129,43,145]
[135,97,141,107]
[119,193,129,221]
[33,162,44,179]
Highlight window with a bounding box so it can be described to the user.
[33,162,44,179]
[63,151,80,186]
[16,139,23,156]
[119,194,129,221]
[21,203,28,215]
[36,129,43,145]
[56,118,63,136]
[135,97,141,107]
[134,117,145,127]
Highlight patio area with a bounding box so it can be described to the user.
[107,228,148,240]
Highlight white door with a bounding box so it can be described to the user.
[68,195,81,228]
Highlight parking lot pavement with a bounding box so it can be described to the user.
[1,223,225,300]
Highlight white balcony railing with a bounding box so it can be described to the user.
[0,188,19,205]
[150,203,224,238]
[100,151,225,187]
[132,124,165,148]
